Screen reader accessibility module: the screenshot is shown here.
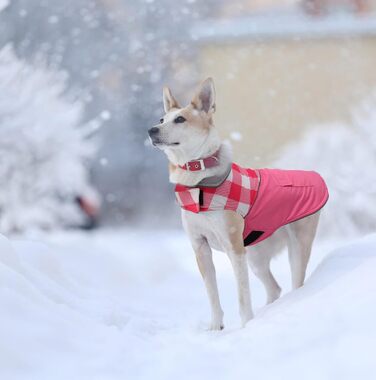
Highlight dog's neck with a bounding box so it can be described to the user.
[166,141,232,187]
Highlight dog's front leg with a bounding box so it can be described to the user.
[193,238,224,330]
[227,251,253,327]
[222,212,253,327]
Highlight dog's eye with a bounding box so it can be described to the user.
[174,116,186,124]
[159,118,164,124]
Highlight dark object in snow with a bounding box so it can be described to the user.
[75,195,100,230]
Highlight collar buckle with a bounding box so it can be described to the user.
[187,159,205,171]
[179,149,221,172]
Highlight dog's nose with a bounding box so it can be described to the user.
[148,127,160,136]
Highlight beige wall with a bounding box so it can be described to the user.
[218,1,376,18]
[218,0,299,18]
[198,37,376,166]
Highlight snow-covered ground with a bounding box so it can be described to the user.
[1,228,376,380]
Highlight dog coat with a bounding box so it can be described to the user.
[175,163,329,246]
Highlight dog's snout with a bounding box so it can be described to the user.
[148,127,160,137]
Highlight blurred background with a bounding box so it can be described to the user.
[1,0,376,238]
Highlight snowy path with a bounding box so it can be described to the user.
[1,229,376,380]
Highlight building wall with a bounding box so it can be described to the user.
[197,36,376,166]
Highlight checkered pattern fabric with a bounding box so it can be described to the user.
[175,163,260,215]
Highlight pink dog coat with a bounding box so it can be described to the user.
[175,163,329,246]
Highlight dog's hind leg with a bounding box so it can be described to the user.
[247,247,282,304]
[286,211,320,289]
[246,229,287,304]
[193,238,224,330]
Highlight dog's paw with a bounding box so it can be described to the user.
[209,321,224,331]
[266,286,282,304]
[240,312,254,328]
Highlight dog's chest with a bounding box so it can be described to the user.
[181,209,243,253]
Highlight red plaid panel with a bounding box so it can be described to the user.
[175,185,200,213]
[175,164,260,215]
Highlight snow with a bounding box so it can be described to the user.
[1,229,376,379]
[191,9,376,42]
[229,131,243,142]
[0,0,9,13]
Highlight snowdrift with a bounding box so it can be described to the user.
[0,230,375,380]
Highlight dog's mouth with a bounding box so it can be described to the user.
[151,138,180,147]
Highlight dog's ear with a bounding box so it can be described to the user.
[163,86,180,113]
[191,77,216,113]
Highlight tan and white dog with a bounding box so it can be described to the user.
[148,78,322,330]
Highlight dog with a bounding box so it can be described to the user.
[148,78,329,330]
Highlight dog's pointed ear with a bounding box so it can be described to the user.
[191,77,216,113]
[163,86,180,113]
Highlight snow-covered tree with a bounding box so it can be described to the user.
[0,0,225,225]
[274,95,376,238]
[0,45,99,233]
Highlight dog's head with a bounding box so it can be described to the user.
[148,78,217,159]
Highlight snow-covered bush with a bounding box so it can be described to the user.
[0,45,99,233]
[274,95,376,238]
